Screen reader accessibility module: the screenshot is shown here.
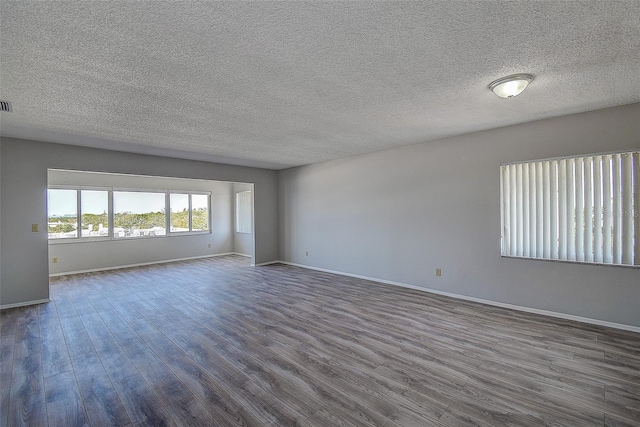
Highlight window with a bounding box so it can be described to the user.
[169,193,210,232]
[191,194,209,232]
[81,190,109,237]
[113,191,166,238]
[170,193,190,232]
[500,150,640,266]
[48,186,211,241]
[47,189,78,239]
[236,191,252,233]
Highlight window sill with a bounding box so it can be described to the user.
[48,231,211,244]
[501,255,640,268]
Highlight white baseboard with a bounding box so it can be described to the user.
[1,298,51,310]
[272,261,640,334]
[232,252,252,258]
[48,252,239,277]
[253,260,280,267]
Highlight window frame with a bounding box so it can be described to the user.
[500,149,639,268]
[235,190,253,234]
[168,191,211,234]
[47,186,212,244]
[79,188,111,239]
[48,185,112,243]
[112,188,168,240]
[189,193,211,233]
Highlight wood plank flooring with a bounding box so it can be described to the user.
[1,254,639,426]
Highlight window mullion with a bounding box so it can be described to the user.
[76,190,82,240]
[166,192,171,236]
[622,153,634,265]
[188,194,193,232]
[108,190,114,240]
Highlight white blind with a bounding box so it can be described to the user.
[235,191,252,233]
[501,151,639,266]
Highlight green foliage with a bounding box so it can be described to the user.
[192,208,209,231]
[170,208,208,231]
[49,216,76,224]
[48,223,76,233]
[49,208,208,235]
[171,210,189,229]
[48,216,77,234]
[81,213,108,230]
[114,211,165,230]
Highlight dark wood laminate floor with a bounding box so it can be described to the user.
[1,255,639,426]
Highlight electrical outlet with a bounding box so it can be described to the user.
[52,257,58,264]
[32,224,39,232]
[435,268,442,277]
[305,251,309,256]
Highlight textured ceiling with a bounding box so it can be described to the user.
[1,1,639,170]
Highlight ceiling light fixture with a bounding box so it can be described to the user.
[489,74,533,99]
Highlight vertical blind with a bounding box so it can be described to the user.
[500,151,639,266]
[236,191,252,233]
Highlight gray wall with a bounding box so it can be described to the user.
[233,183,255,256]
[47,170,236,275]
[278,103,640,327]
[0,138,278,306]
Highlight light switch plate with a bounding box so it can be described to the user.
[32,224,39,232]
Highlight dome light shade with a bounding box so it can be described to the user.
[489,74,534,98]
